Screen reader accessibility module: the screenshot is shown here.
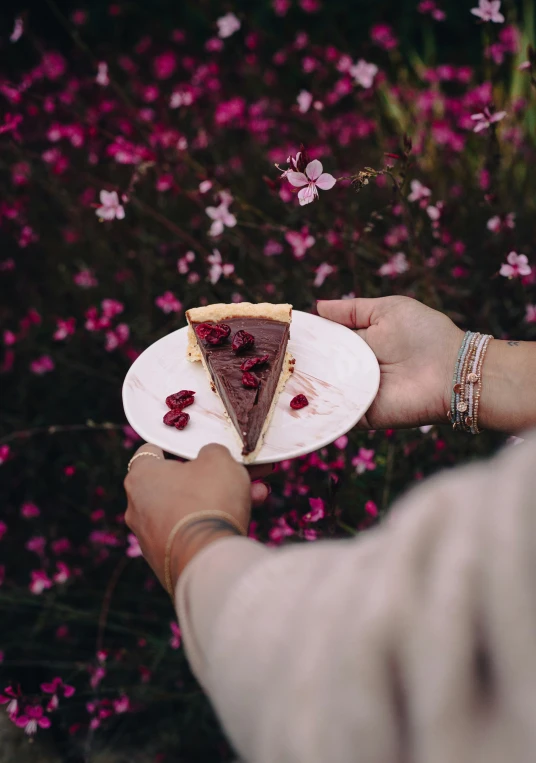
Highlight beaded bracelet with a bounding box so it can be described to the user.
[447,330,493,434]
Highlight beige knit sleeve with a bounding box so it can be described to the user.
[176,434,536,763]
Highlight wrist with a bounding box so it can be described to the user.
[168,518,243,593]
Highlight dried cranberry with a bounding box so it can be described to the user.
[163,409,186,426]
[232,330,255,353]
[290,394,309,410]
[240,354,269,372]
[174,412,190,430]
[242,371,260,389]
[166,390,196,409]
[194,323,214,340]
[196,322,230,346]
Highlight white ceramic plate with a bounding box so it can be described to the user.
[122,310,380,464]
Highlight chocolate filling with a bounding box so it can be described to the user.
[191,317,290,455]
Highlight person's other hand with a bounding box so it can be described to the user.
[317,296,463,430]
[124,443,255,591]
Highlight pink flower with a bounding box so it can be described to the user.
[16,705,51,735]
[334,435,348,449]
[170,89,194,108]
[303,497,325,523]
[365,500,378,518]
[41,677,75,698]
[53,317,76,341]
[269,517,295,544]
[470,107,507,132]
[370,24,398,50]
[199,180,212,193]
[500,251,532,278]
[0,445,10,465]
[285,227,315,259]
[155,291,182,314]
[273,0,291,15]
[113,695,130,713]
[297,90,313,113]
[30,571,53,595]
[264,240,283,256]
[206,191,237,236]
[525,305,536,323]
[96,62,109,86]
[470,0,504,23]
[169,622,181,649]
[126,534,143,558]
[30,355,55,375]
[96,190,125,221]
[42,51,66,79]
[21,502,40,519]
[10,16,24,42]
[217,12,241,38]
[286,159,336,205]
[53,562,71,584]
[74,269,97,288]
[314,262,336,287]
[26,536,46,555]
[378,252,409,277]
[153,52,177,79]
[89,530,119,546]
[207,249,235,284]
[408,179,432,203]
[350,60,378,88]
[0,686,20,717]
[352,447,376,474]
[0,521,7,540]
[101,299,124,319]
[487,213,515,232]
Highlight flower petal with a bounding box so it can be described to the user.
[305,159,323,181]
[315,173,336,191]
[286,171,309,187]
[298,185,316,205]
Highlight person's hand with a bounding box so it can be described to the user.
[124,443,260,592]
[317,296,463,430]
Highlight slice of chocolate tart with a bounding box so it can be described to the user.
[186,303,293,462]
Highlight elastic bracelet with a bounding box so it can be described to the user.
[448,330,493,434]
[164,510,247,598]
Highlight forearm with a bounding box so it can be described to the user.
[479,340,536,434]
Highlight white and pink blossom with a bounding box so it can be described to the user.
[96,62,109,86]
[155,292,182,314]
[470,107,507,133]
[286,159,336,205]
[284,228,315,259]
[10,17,24,43]
[408,179,432,203]
[314,262,336,287]
[126,534,143,558]
[499,251,532,278]
[206,191,237,236]
[378,252,409,277]
[96,190,125,221]
[525,305,536,323]
[470,0,504,23]
[297,90,313,113]
[350,59,378,89]
[216,12,241,39]
[352,448,376,474]
[207,249,234,284]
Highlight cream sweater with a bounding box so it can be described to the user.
[176,434,536,763]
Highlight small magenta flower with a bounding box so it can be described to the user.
[470,0,504,23]
[10,17,24,43]
[126,534,143,558]
[500,251,532,278]
[470,106,506,132]
[352,448,376,474]
[41,676,75,699]
[285,227,315,259]
[96,190,125,221]
[30,570,53,594]
[303,497,325,523]
[287,159,336,205]
[0,686,21,718]
[16,705,51,735]
[169,622,181,649]
[0,446,10,465]
[408,179,432,204]
[155,291,182,314]
[217,12,241,38]
[30,356,55,375]
[525,305,536,324]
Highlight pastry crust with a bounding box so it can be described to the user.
[185,302,293,462]
[186,302,292,362]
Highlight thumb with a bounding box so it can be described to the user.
[317,298,377,329]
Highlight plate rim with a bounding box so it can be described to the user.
[122,310,380,464]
